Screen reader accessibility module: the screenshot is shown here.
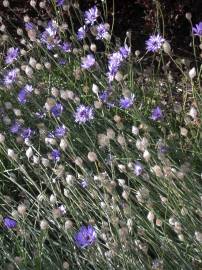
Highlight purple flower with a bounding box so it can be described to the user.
[96,23,108,40]
[99,91,109,103]
[119,44,131,59]
[146,34,165,52]
[74,225,96,248]
[59,59,67,65]
[81,54,95,69]
[18,89,27,104]
[54,125,67,138]
[80,179,88,188]
[24,84,33,92]
[25,22,35,30]
[107,51,123,81]
[17,85,33,104]
[40,21,60,50]
[3,217,17,229]
[150,106,163,121]
[56,0,64,6]
[10,122,22,134]
[5,47,19,64]
[3,69,18,86]
[134,162,143,176]
[119,95,134,109]
[60,41,72,52]
[77,26,87,40]
[74,105,94,124]
[159,145,168,154]
[192,22,202,36]
[21,128,33,139]
[84,6,99,25]
[51,149,61,161]
[51,103,64,117]
[35,111,46,119]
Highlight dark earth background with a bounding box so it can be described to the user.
[0,0,202,57]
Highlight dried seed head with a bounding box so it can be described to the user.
[98,134,110,147]
[17,204,27,216]
[40,219,49,230]
[180,127,188,136]
[52,208,61,219]
[0,134,5,143]
[117,135,126,146]
[106,128,115,140]
[65,220,73,230]
[163,41,171,54]
[151,165,163,177]
[185,12,192,21]
[66,175,75,185]
[63,261,70,269]
[147,211,155,222]
[74,157,83,167]
[87,151,97,162]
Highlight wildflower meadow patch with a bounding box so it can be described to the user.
[0,1,201,269]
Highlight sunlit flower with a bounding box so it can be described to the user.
[3,69,18,86]
[81,54,95,69]
[192,22,202,36]
[74,225,96,248]
[77,26,87,40]
[51,103,64,117]
[119,95,134,109]
[74,105,94,124]
[84,6,99,25]
[146,34,165,52]
[96,23,108,40]
[51,149,61,161]
[3,217,17,229]
[5,47,19,64]
[150,106,163,121]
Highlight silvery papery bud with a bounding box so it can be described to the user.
[90,43,97,52]
[132,126,139,135]
[7,149,16,159]
[17,204,27,216]
[92,84,99,95]
[147,211,155,222]
[185,12,192,21]
[188,106,197,119]
[163,41,171,54]
[30,0,36,7]
[50,194,57,204]
[63,261,69,270]
[60,139,68,151]
[3,0,9,7]
[40,219,49,230]
[33,155,40,164]
[143,150,151,162]
[0,134,5,143]
[195,231,202,243]
[188,67,196,79]
[29,57,37,68]
[45,62,51,69]
[66,175,75,185]
[25,66,33,77]
[87,151,97,162]
[26,147,33,159]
